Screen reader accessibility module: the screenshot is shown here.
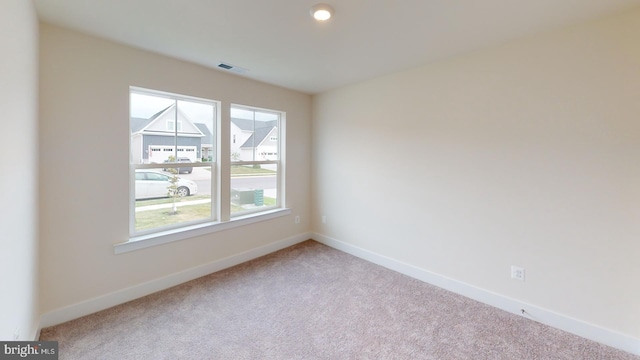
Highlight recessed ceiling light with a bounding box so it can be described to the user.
[310,3,334,21]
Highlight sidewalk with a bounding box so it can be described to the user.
[135,198,211,212]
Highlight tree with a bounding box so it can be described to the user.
[166,155,180,214]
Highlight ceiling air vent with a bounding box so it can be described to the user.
[217,62,248,74]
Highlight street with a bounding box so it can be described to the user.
[179,167,277,197]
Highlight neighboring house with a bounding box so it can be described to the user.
[230,118,278,161]
[130,103,207,163]
[230,118,254,160]
[194,123,214,161]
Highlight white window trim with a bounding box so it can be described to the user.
[123,91,288,254]
[229,104,284,219]
[129,87,218,239]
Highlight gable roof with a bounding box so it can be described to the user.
[241,124,277,149]
[130,117,150,133]
[130,104,204,137]
[230,118,278,148]
[194,123,213,145]
[131,105,172,132]
[230,118,254,131]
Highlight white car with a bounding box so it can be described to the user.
[135,170,198,200]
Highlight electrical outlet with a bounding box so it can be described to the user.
[511,266,525,281]
[294,215,300,224]
[321,215,327,224]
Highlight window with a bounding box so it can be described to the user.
[230,105,282,217]
[166,119,183,131]
[130,87,216,236]
[125,88,288,251]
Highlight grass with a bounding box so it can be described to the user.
[136,196,277,231]
[135,202,211,231]
[263,197,277,206]
[231,165,276,176]
[231,196,277,214]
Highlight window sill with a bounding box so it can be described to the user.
[115,208,291,254]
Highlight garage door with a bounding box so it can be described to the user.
[148,145,197,163]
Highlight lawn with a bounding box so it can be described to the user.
[231,164,276,176]
[135,202,211,231]
[136,196,277,231]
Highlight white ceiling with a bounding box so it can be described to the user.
[34,0,640,94]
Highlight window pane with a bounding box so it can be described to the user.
[130,92,215,165]
[230,107,279,162]
[230,164,277,215]
[134,167,212,232]
[130,88,217,236]
[230,105,281,216]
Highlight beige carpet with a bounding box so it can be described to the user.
[40,240,637,359]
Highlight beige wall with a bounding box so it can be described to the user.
[0,0,39,340]
[312,9,640,338]
[38,23,311,314]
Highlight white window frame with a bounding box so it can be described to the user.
[230,104,284,218]
[117,89,290,254]
[128,87,218,238]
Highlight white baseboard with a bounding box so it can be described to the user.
[39,232,312,329]
[312,233,640,357]
[31,320,41,341]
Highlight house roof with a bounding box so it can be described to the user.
[130,117,151,133]
[194,123,213,145]
[230,118,254,131]
[131,105,173,132]
[240,122,277,149]
[130,103,205,137]
[131,104,170,133]
[230,118,278,148]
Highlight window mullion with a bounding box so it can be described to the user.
[229,104,283,218]
[218,103,231,222]
[173,99,178,160]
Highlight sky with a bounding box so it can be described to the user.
[130,92,214,124]
[130,91,279,128]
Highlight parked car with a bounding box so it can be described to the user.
[163,157,193,174]
[135,170,198,200]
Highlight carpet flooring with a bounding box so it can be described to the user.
[40,240,638,359]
